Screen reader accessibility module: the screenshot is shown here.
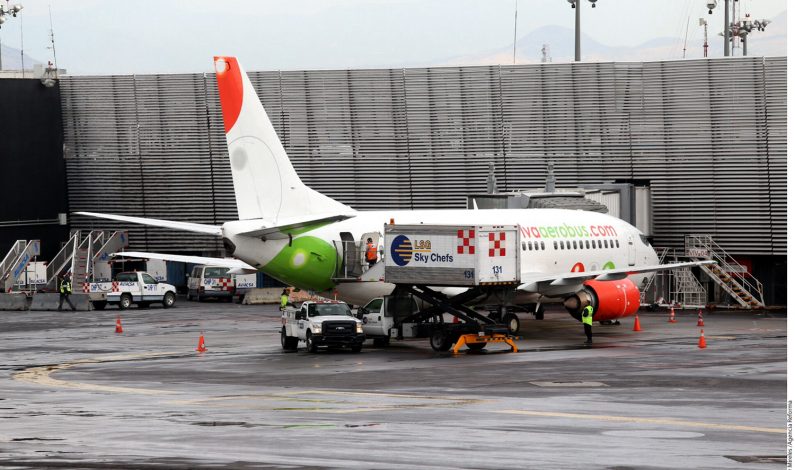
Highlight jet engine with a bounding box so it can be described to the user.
[564,279,641,321]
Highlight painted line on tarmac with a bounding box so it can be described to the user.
[13,352,182,395]
[496,409,783,434]
[169,390,485,413]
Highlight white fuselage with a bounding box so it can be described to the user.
[223,208,658,306]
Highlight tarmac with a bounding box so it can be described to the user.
[0,300,786,469]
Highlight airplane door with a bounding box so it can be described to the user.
[360,231,381,267]
[627,236,636,266]
[340,232,361,277]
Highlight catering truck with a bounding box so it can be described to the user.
[281,300,365,353]
[376,224,521,351]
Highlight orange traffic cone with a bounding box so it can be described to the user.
[115,316,123,334]
[196,333,207,353]
[698,329,707,349]
[697,309,705,327]
[633,314,642,332]
[667,307,677,323]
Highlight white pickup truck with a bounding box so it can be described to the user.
[281,300,365,353]
[94,271,177,310]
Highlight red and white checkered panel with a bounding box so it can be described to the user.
[457,229,476,255]
[218,278,234,291]
[488,232,507,257]
[111,281,119,292]
[82,283,89,293]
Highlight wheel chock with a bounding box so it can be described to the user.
[452,333,518,354]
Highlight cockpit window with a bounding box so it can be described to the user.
[639,235,651,246]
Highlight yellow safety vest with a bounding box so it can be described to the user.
[582,306,593,326]
[280,294,289,308]
[60,279,72,294]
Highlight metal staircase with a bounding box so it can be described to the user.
[45,231,81,290]
[670,264,707,308]
[91,231,128,282]
[0,240,41,293]
[685,234,765,309]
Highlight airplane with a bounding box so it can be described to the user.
[77,56,713,332]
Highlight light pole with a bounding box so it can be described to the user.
[736,15,770,56]
[706,1,730,57]
[0,1,24,70]
[567,0,597,62]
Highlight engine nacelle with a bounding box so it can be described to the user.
[564,279,641,321]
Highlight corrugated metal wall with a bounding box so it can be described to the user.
[61,57,786,256]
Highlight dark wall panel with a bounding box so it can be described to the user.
[0,79,69,260]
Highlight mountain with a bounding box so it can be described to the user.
[438,10,786,66]
[0,43,42,70]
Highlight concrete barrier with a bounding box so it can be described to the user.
[0,293,29,311]
[242,288,282,305]
[30,293,92,311]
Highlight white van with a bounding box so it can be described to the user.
[187,266,235,302]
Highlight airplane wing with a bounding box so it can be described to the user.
[518,260,716,292]
[232,213,356,239]
[75,212,222,236]
[113,251,257,274]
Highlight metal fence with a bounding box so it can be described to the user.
[61,56,786,255]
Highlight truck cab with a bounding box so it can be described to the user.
[358,295,420,346]
[105,271,177,310]
[281,300,365,353]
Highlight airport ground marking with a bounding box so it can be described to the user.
[496,409,783,434]
[13,352,182,396]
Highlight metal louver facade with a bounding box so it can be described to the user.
[61,57,786,256]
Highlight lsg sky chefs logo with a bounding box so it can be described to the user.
[390,235,413,266]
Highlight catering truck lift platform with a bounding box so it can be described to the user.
[356,223,521,352]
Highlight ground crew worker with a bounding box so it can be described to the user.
[365,238,378,267]
[58,273,76,311]
[582,304,593,344]
[280,289,289,310]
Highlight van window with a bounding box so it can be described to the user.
[364,298,383,312]
[142,273,157,284]
[204,267,229,278]
[192,267,200,277]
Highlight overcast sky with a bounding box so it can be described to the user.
[1,0,787,75]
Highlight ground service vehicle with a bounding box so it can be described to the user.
[281,301,365,353]
[358,295,420,346]
[100,272,177,310]
[187,266,235,301]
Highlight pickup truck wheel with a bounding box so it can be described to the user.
[503,313,520,335]
[162,292,176,309]
[92,301,107,311]
[281,328,298,351]
[351,344,362,353]
[119,294,132,310]
[305,331,318,353]
[430,330,453,352]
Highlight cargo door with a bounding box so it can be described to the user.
[477,226,519,284]
[339,232,362,278]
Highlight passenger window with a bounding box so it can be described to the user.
[565,241,570,250]
[598,240,603,249]
[616,240,620,248]
[609,240,614,248]
[527,242,532,251]
[553,241,558,250]
[540,241,545,250]
[579,240,583,249]
[534,242,539,250]
[522,241,526,251]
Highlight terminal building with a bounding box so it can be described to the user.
[1,56,786,306]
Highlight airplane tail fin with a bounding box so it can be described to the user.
[213,56,353,223]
